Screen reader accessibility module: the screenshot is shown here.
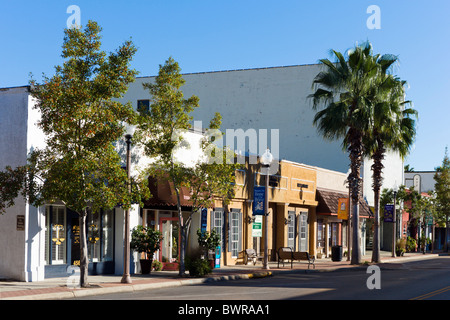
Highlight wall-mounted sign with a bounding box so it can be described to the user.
[16,215,25,231]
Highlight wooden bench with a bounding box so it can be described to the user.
[244,248,263,265]
[277,247,315,269]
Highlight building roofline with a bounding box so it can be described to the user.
[2,64,322,89]
[0,85,30,91]
[136,63,322,79]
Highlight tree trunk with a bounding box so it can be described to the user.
[348,129,363,265]
[173,182,187,277]
[79,209,89,287]
[371,143,385,263]
[372,189,381,263]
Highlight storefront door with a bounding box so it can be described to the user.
[159,217,179,263]
[298,212,308,252]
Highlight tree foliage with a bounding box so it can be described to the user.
[1,21,149,287]
[136,57,241,276]
[434,148,450,250]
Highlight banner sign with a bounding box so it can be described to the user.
[337,198,349,220]
[253,186,266,215]
[384,204,394,222]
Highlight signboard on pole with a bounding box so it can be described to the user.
[337,198,349,220]
[253,186,266,215]
[384,204,394,222]
[252,215,263,237]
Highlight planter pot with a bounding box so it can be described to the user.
[162,262,179,271]
[140,259,152,274]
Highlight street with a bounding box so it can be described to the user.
[71,256,450,300]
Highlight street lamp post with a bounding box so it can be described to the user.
[121,124,135,284]
[260,149,273,270]
[391,183,398,258]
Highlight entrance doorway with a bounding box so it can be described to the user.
[159,218,180,263]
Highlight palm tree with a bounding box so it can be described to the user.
[365,71,417,263]
[310,42,381,264]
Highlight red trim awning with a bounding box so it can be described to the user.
[144,176,193,207]
[316,188,372,218]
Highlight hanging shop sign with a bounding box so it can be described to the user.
[337,198,349,220]
[384,204,394,222]
[253,186,266,215]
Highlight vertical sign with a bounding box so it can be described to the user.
[253,186,266,215]
[337,198,349,220]
[200,208,208,233]
[252,215,263,237]
[384,204,394,222]
[16,215,25,231]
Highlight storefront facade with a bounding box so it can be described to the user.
[43,205,116,277]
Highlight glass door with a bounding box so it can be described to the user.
[287,211,296,250]
[159,218,179,263]
[298,212,308,252]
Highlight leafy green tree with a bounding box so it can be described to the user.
[434,148,450,251]
[311,42,383,264]
[136,58,242,275]
[0,21,150,287]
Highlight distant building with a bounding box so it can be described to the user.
[404,171,436,193]
[120,65,404,208]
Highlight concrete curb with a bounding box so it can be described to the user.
[2,271,274,300]
[2,253,443,300]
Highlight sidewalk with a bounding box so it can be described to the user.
[0,251,443,300]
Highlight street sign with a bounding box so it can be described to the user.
[252,215,262,237]
[253,186,266,215]
[384,204,394,222]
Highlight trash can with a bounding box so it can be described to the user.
[331,245,342,262]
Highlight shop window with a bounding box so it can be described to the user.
[45,206,67,265]
[87,209,101,262]
[229,209,242,258]
[212,208,224,250]
[102,209,114,261]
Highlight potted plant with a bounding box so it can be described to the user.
[406,236,417,252]
[419,236,432,254]
[152,260,163,271]
[395,238,406,257]
[130,225,163,274]
[196,229,221,268]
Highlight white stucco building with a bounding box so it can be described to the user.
[0,85,206,281]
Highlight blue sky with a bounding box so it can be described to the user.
[0,1,448,171]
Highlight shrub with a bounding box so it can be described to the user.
[186,257,212,277]
[152,260,163,271]
[406,236,417,252]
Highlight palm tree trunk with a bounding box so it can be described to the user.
[371,143,385,263]
[372,189,381,263]
[348,130,363,265]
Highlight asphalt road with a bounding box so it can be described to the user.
[72,256,450,301]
